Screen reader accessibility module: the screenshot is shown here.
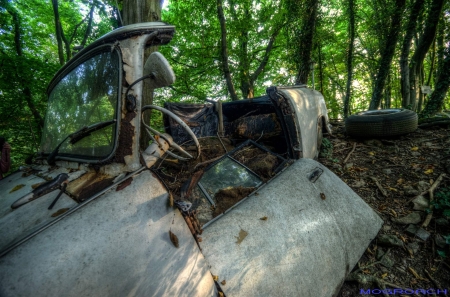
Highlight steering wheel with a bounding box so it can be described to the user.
[141,105,201,161]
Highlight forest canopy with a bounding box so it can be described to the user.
[0,0,449,170]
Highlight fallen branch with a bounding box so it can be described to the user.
[370,177,388,197]
[422,173,446,227]
[335,146,353,154]
[343,142,357,163]
[418,119,450,128]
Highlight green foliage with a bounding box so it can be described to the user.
[319,138,333,159]
[432,187,450,258]
[0,0,115,174]
[433,187,450,218]
[0,0,449,177]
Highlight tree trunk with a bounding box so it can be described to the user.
[436,17,445,78]
[217,0,239,101]
[408,0,445,111]
[419,44,450,118]
[368,0,405,110]
[384,72,391,109]
[343,0,355,118]
[400,0,425,108]
[318,42,324,93]
[295,0,319,85]
[51,0,65,65]
[122,0,162,149]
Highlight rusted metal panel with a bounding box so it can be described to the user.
[66,171,115,202]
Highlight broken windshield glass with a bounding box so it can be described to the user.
[199,157,262,199]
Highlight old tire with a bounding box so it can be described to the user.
[345,109,418,138]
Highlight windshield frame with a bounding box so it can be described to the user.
[43,44,123,164]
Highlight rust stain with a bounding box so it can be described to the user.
[9,184,25,193]
[114,112,135,163]
[31,182,44,189]
[51,208,70,217]
[235,229,248,244]
[116,177,133,191]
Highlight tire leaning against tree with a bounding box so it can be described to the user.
[345,109,418,138]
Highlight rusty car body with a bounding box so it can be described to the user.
[0,22,382,297]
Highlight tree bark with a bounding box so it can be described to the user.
[400,0,425,108]
[122,0,162,149]
[419,42,450,118]
[343,0,355,118]
[79,5,95,48]
[368,0,406,110]
[318,42,324,93]
[408,0,445,111]
[295,0,320,85]
[217,0,239,101]
[436,17,445,79]
[51,0,65,65]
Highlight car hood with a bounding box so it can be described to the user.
[199,158,383,297]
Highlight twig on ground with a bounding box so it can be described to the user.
[370,177,388,197]
[335,146,353,154]
[345,251,405,297]
[343,142,357,163]
[216,132,228,153]
[422,173,446,227]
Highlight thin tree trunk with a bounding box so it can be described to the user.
[295,0,319,85]
[318,42,324,93]
[436,17,445,78]
[400,0,425,108]
[369,0,406,110]
[51,0,65,65]
[80,5,95,48]
[420,44,450,118]
[408,0,445,111]
[385,72,392,108]
[426,38,436,87]
[217,0,239,101]
[343,0,355,118]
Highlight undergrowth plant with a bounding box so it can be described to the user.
[433,187,450,258]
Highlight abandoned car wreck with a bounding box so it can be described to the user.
[0,22,382,297]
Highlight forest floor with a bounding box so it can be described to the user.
[322,123,450,296]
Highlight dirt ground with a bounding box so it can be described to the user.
[321,122,450,296]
